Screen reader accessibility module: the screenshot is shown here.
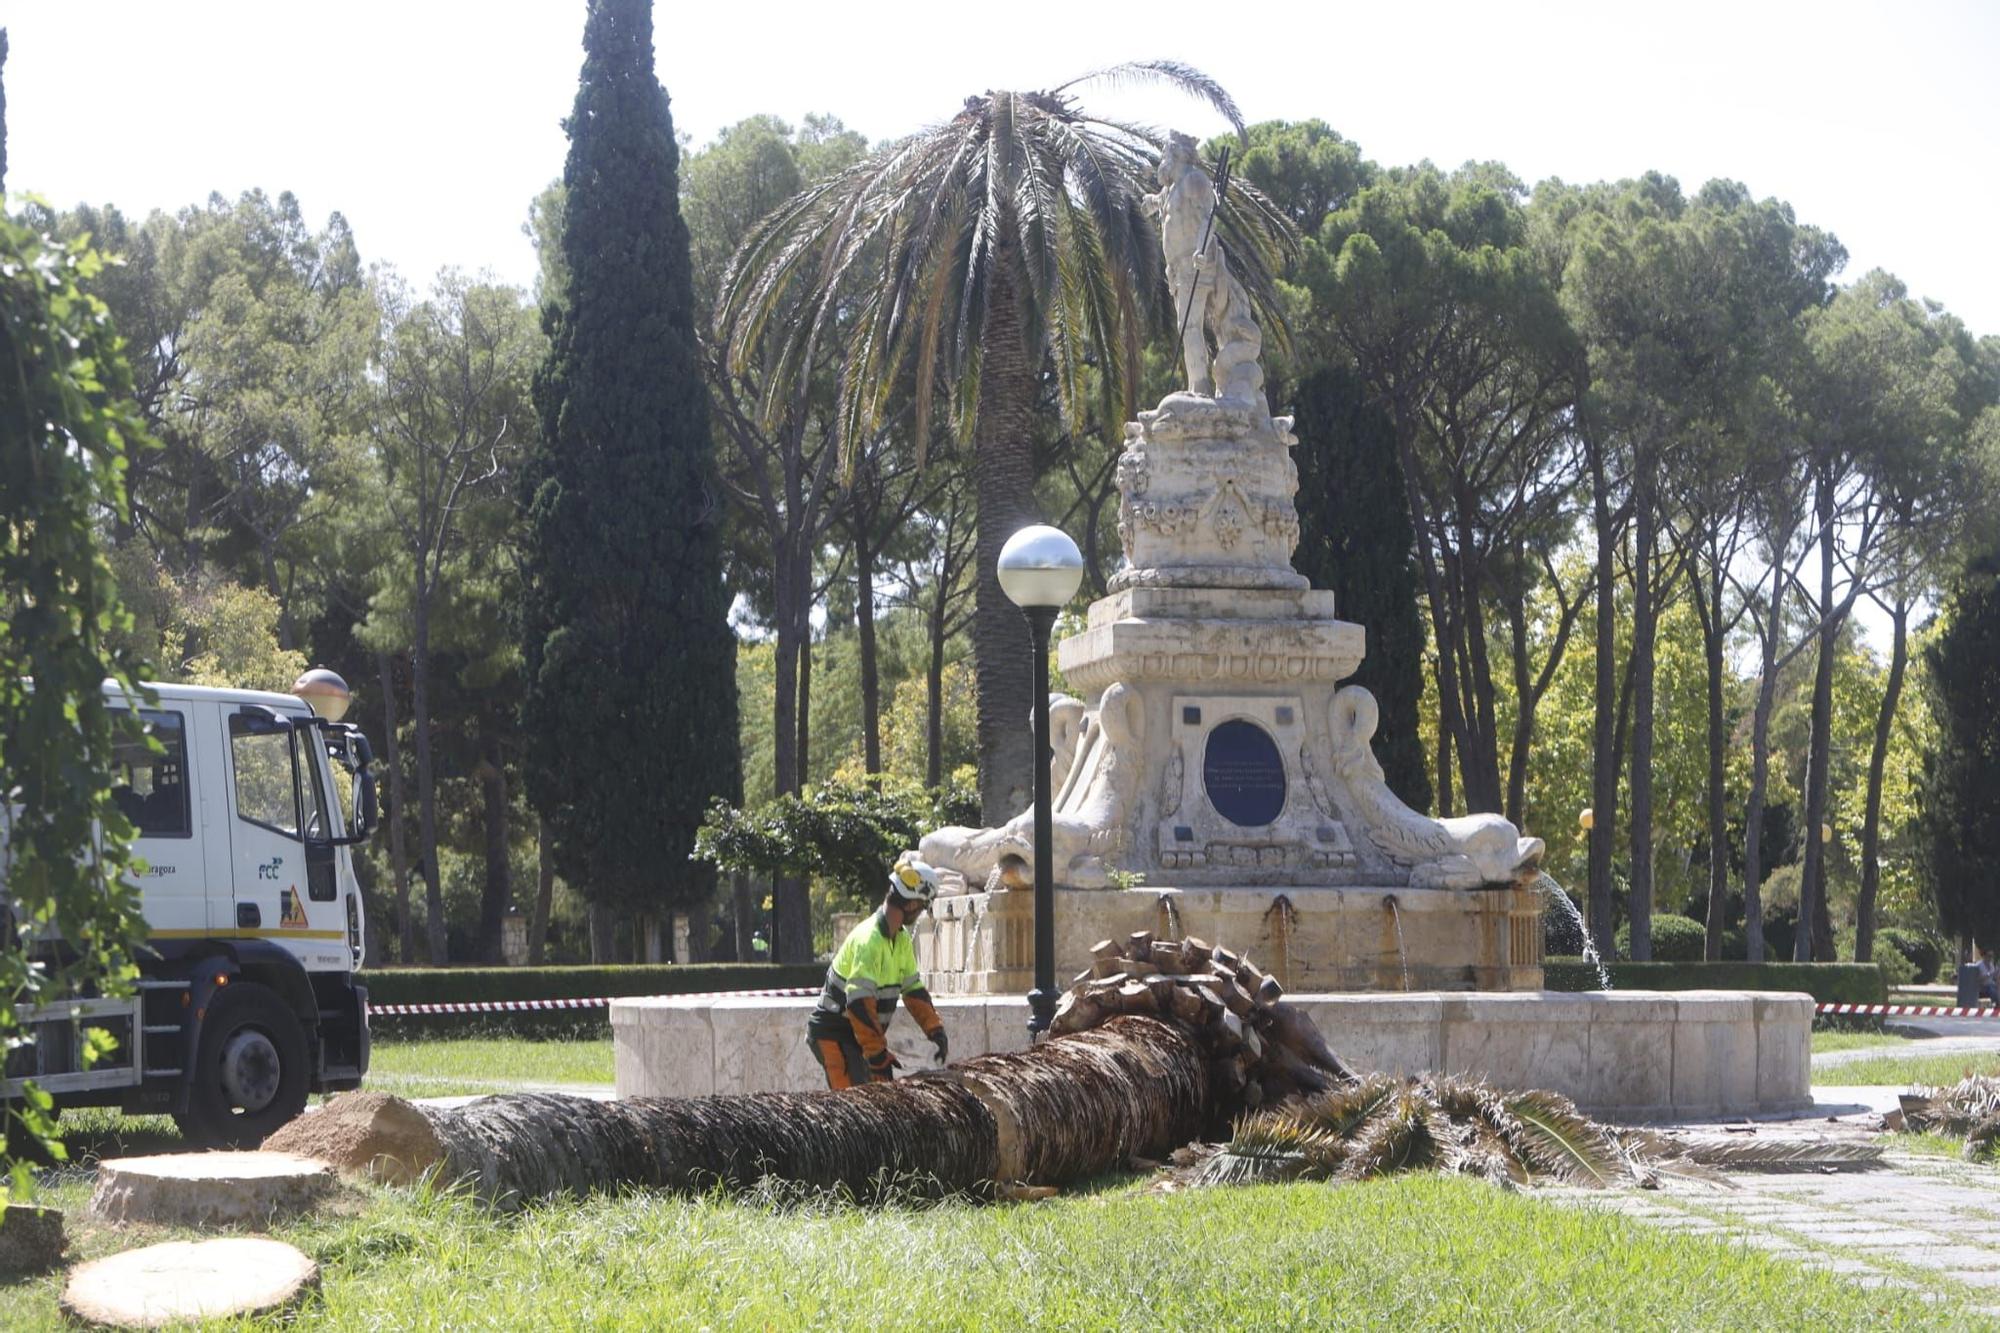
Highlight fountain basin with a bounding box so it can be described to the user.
[610,989,1810,1121]
[918,884,1545,995]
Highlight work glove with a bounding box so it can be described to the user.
[867,1049,901,1081]
[928,1027,949,1065]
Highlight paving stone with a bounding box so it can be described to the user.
[1859,1245,2000,1270]
[1939,1270,2000,1289]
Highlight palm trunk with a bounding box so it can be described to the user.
[796,631,812,785]
[344,1017,1211,1207]
[476,727,511,964]
[857,543,881,774]
[528,818,554,966]
[925,601,948,790]
[1855,600,1910,962]
[377,650,415,964]
[971,246,1042,825]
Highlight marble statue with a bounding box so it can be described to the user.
[915,127,1545,907]
[1150,132,1264,407]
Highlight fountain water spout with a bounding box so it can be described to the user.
[1383,895,1411,992]
[1534,872,1609,990]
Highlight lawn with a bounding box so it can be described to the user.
[4,1170,1968,1329]
[1814,1052,2000,1087]
[361,1035,615,1098]
[1812,1030,1914,1055]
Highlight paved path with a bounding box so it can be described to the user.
[1815,1035,2000,1068]
[1568,1150,2000,1315]
[1549,1079,2000,1318]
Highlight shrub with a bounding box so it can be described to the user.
[1876,929,1942,985]
[1614,913,1706,962]
[1542,960,1888,1006]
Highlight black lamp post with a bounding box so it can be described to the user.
[997,523,1085,1040]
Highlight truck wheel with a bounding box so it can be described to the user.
[174,983,309,1149]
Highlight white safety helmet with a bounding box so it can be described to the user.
[888,857,942,908]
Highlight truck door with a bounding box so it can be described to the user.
[222,708,318,943]
[115,707,208,934]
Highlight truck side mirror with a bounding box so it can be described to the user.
[350,765,378,842]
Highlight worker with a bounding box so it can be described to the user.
[806,857,949,1089]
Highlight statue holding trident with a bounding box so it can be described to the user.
[1149,132,1265,407]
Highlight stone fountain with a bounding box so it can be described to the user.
[914,131,1545,995]
[611,134,1812,1122]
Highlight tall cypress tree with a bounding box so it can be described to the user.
[1919,550,2000,954]
[520,0,739,945]
[1291,364,1432,812]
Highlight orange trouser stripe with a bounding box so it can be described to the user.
[815,1037,857,1090]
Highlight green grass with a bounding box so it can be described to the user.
[1812,1030,1916,1054]
[362,1036,615,1096]
[1814,1052,2000,1087]
[2,1173,1967,1329]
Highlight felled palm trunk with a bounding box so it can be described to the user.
[291,943,1350,1208]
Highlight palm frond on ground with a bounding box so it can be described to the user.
[1190,1073,1884,1191]
[1900,1075,2000,1159]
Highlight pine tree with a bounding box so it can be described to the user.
[1919,550,2000,954]
[520,0,739,943]
[1290,364,1431,812]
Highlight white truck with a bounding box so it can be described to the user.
[3,672,378,1148]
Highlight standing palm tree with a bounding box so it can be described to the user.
[717,62,1293,822]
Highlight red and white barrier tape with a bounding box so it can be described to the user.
[1816,1003,2000,1019]
[367,986,818,1017]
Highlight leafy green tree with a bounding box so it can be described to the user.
[368,273,540,963]
[1,216,153,1189]
[1308,161,1579,820]
[1919,550,2000,956]
[520,0,740,948]
[1290,364,1429,810]
[716,63,1292,826]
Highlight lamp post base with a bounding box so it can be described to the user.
[1026,987,1057,1041]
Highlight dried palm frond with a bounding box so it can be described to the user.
[1442,1122,1527,1190]
[1905,1076,2000,1138]
[1281,1074,1401,1140]
[1657,1137,1885,1172]
[1337,1089,1447,1181]
[1495,1090,1628,1188]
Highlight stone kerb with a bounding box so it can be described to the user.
[611,990,1810,1119]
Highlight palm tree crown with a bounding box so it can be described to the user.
[717,61,1296,821]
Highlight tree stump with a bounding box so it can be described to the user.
[0,1203,65,1276]
[61,1237,318,1328]
[88,1152,334,1228]
[262,1090,443,1185]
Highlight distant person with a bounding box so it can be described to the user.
[750,929,769,959]
[804,858,948,1090]
[1979,950,1998,1005]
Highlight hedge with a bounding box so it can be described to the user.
[1543,959,1889,1006]
[359,963,825,1037]
[1614,914,1706,963]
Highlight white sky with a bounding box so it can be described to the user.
[7,0,1999,336]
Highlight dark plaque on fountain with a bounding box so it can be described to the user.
[1202,719,1287,827]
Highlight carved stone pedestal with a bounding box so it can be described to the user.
[917,883,1545,996]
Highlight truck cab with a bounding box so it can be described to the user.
[3,673,377,1147]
